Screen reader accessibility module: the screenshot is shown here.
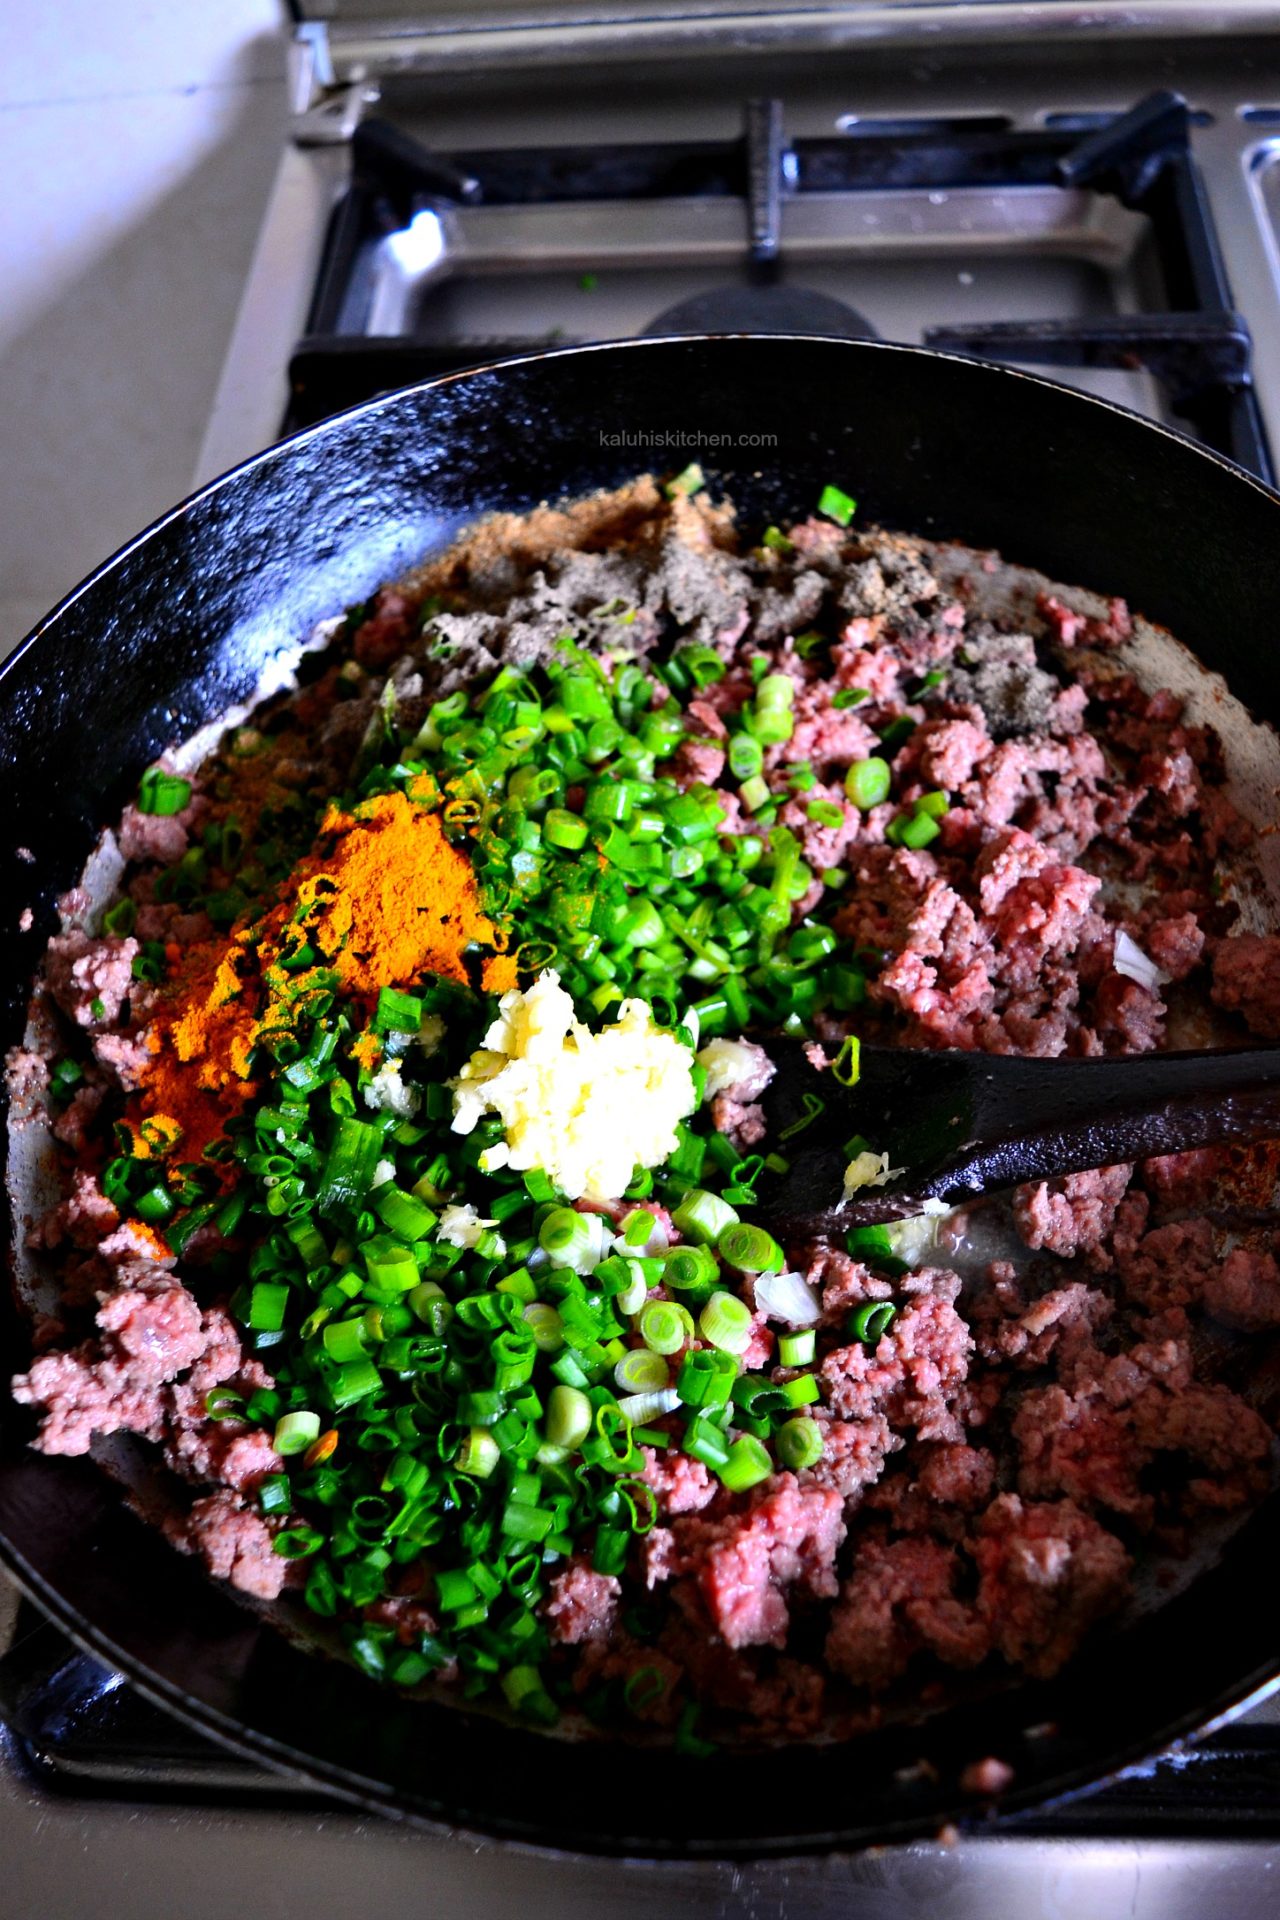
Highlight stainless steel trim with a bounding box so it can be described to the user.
[318,5,1280,79]
[194,146,348,487]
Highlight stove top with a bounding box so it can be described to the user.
[9,8,1280,1914]
[285,87,1273,482]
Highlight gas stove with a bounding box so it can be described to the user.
[8,5,1280,1915]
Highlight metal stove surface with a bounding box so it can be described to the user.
[200,13,1280,480]
[8,8,1280,1915]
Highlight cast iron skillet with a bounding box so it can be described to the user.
[3,337,1280,1856]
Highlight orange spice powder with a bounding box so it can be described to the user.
[132,790,515,1162]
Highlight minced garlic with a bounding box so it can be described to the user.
[842,1149,901,1196]
[449,971,696,1202]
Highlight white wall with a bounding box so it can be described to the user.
[0,1,291,652]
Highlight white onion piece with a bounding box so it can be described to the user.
[1114,929,1170,992]
[755,1268,822,1326]
[617,1387,681,1424]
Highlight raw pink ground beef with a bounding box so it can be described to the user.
[11,498,1280,1740]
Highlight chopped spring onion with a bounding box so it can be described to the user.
[137,767,192,816]
[831,1034,861,1087]
[1114,928,1170,992]
[274,1410,322,1456]
[718,1434,773,1492]
[676,1347,737,1409]
[716,1221,784,1274]
[617,1386,681,1425]
[849,1300,898,1344]
[457,1427,501,1477]
[615,1348,670,1395]
[523,1301,565,1352]
[538,1206,595,1270]
[672,1188,739,1247]
[778,1328,816,1367]
[845,756,891,810]
[666,462,704,498]
[545,1383,593,1450]
[778,1091,825,1141]
[817,483,857,527]
[889,810,941,850]
[639,1299,691,1355]
[248,1281,289,1332]
[776,1415,824,1470]
[663,1244,719,1304]
[698,1290,754,1354]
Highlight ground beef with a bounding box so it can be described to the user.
[1013,1384,1149,1522]
[1116,1217,1218,1312]
[960,1756,1016,1797]
[30,1168,120,1252]
[43,930,139,1029]
[704,1038,776,1149]
[971,1495,1131,1678]
[1202,1245,1280,1331]
[13,1272,218,1456]
[668,738,726,788]
[1140,1148,1228,1209]
[641,1444,718,1515]
[13,476,1279,1748]
[117,787,203,866]
[10,1346,167,1454]
[805,1244,893,1321]
[983,1281,1112,1371]
[648,1474,845,1650]
[545,1559,622,1644]
[91,1029,152,1090]
[802,1412,900,1505]
[1211,933,1280,1038]
[912,716,991,789]
[174,1490,286,1601]
[1144,912,1205,981]
[50,1075,110,1151]
[164,1419,282,1493]
[1086,971,1166,1054]
[821,1278,972,1442]
[1012,1164,1132,1263]
[825,1534,989,1689]
[1128,1382,1271,1513]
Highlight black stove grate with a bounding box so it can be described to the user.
[3,1604,1279,1833]
[285,89,1273,486]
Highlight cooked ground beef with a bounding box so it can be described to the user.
[10,476,1279,1744]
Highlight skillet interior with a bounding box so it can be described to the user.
[3,335,1280,1855]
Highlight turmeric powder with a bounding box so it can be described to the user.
[133,790,515,1162]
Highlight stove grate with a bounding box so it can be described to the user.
[285,90,1273,484]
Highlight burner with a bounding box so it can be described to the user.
[643,283,877,338]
